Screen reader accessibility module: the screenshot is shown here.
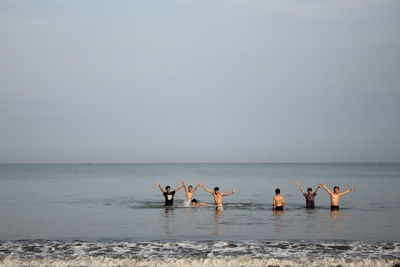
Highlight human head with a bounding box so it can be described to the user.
[191,199,197,203]
[165,186,171,193]
[333,186,339,193]
[188,185,193,191]
[307,188,312,194]
[214,187,220,192]
[275,188,280,195]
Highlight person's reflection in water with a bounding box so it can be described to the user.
[182,204,196,222]
[330,209,341,226]
[329,208,343,236]
[272,209,284,232]
[163,207,175,235]
[273,210,284,216]
[213,209,222,235]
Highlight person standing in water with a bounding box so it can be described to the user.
[201,184,236,211]
[181,180,201,207]
[296,181,320,208]
[157,181,185,206]
[273,188,285,210]
[319,183,356,210]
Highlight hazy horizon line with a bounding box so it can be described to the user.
[1,161,399,165]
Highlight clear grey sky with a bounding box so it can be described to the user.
[1,0,399,163]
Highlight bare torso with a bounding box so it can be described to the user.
[330,193,340,206]
[213,193,223,206]
[273,195,284,207]
[186,191,194,201]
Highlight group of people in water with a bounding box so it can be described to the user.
[273,181,356,211]
[157,180,356,211]
[157,180,236,211]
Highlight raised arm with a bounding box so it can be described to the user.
[157,182,165,193]
[222,188,236,197]
[319,183,332,195]
[193,184,201,192]
[339,188,356,196]
[175,184,185,192]
[201,184,213,194]
[314,184,321,194]
[296,181,305,194]
[181,179,187,192]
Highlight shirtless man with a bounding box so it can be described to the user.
[296,181,320,208]
[191,199,207,207]
[181,180,201,207]
[319,183,356,210]
[273,188,285,210]
[201,184,236,211]
[157,181,185,206]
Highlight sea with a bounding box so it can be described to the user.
[0,163,399,266]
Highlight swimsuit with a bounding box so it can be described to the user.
[216,205,224,211]
[274,206,284,211]
[163,191,176,206]
[183,199,191,207]
[331,205,340,210]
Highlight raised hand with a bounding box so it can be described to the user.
[156,182,164,193]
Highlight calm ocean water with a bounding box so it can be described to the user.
[0,163,399,266]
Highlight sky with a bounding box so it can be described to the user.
[0,0,399,163]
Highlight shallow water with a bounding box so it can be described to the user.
[0,163,399,265]
[1,163,399,241]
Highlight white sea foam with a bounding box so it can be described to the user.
[0,240,399,264]
[1,255,399,267]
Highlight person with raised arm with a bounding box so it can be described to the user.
[181,180,201,207]
[200,184,236,211]
[319,183,356,210]
[156,180,185,207]
[296,181,320,208]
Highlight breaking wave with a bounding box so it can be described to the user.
[0,239,399,266]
